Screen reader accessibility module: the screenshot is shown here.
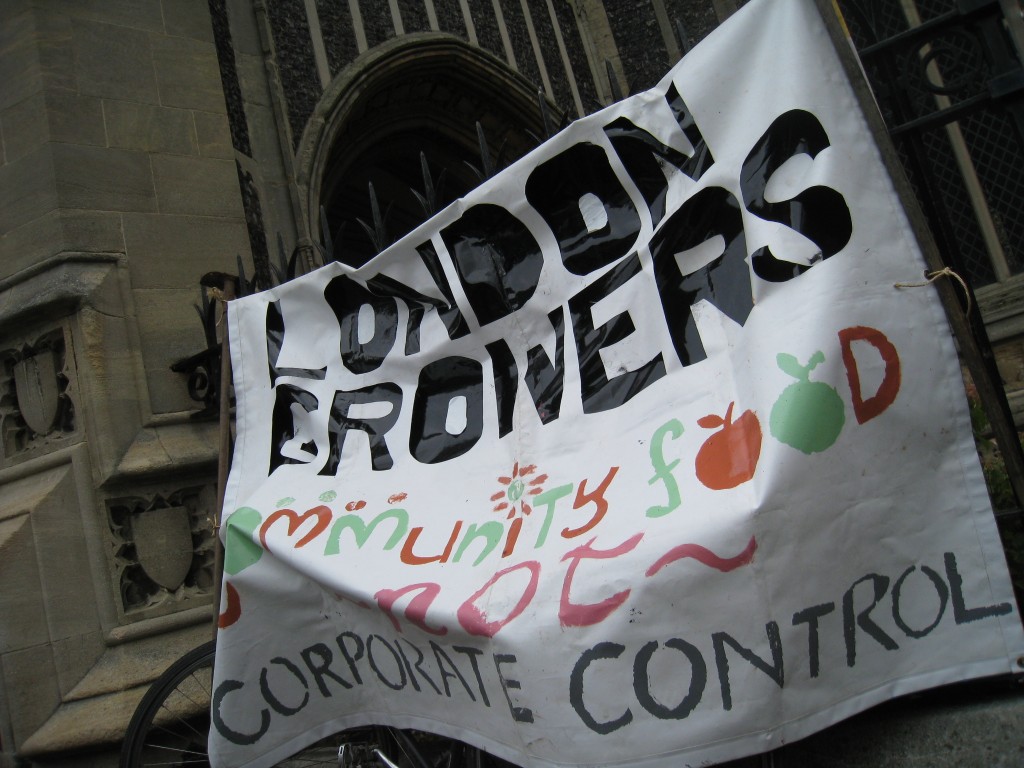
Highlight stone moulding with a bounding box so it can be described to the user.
[111,420,221,482]
[0,253,123,331]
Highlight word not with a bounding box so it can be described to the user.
[370,531,756,639]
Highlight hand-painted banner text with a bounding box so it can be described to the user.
[211,1,1024,766]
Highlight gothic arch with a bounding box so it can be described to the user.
[296,33,551,266]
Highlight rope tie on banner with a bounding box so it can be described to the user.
[207,286,228,326]
[894,267,972,316]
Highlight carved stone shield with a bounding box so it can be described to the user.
[13,351,60,435]
[132,506,194,591]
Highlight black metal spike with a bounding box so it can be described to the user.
[356,218,377,253]
[319,204,335,261]
[269,233,286,285]
[277,232,287,267]
[494,135,510,172]
[421,152,436,211]
[675,17,691,57]
[411,187,430,217]
[462,159,484,183]
[476,122,495,179]
[356,182,390,254]
[412,152,436,217]
[369,182,384,240]
[287,244,302,278]
[235,254,250,296]
[605,59,624,102]
[538,89,554,139]
[197,282,218,346]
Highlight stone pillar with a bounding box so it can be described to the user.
[0,1,252,763]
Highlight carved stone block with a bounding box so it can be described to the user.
[105,487,215,618]
[0,328,76,463]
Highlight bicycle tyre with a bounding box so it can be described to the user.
[121,640,216,768]
[120,642,498,768]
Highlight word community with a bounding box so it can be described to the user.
[268,92,853,474]
[211,551,1010,745]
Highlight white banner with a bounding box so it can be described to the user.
[210,1,1024,766]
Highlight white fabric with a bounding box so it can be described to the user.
[210,1,1024,766]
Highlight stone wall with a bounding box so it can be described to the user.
[0,0,251,763]
[222,0,736,268]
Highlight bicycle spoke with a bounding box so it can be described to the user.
[139,733,208,758]
[161,677,211,713]
[136,751,208,766]
[188,669,213,697]
[155,707,207,733]
[145,743,205,754]
[134,742,210,768]
[149,715,208,742]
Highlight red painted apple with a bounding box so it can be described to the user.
[695,402,762,490]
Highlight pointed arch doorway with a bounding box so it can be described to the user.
[301,35,553,267]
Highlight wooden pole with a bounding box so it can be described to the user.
[210,276,237,641]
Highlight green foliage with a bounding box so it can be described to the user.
[965,383,1024,604]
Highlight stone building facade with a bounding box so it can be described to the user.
[0,1,1021,767]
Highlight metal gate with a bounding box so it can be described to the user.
[836,0,1024,288]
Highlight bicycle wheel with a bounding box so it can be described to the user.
[120,642,496,768]
[121,640,216,768]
